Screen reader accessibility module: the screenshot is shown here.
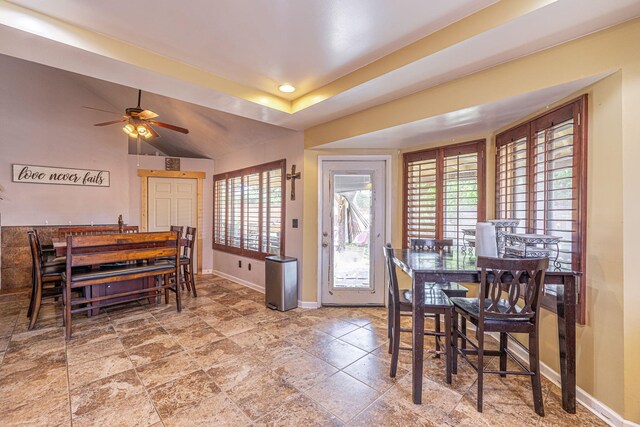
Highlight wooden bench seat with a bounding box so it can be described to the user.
[62,262,175,286]
[63,231,181,339]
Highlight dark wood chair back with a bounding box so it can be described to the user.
[411,238,454,252]
[383,243,400,309]
[183,227,196,259]
[477,256,548,321]
[58,225,139,238]
[27,231,43,280]
[170,225,184,237]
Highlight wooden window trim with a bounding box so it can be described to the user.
[402,139,486,248]
[495,95,587,324]
[213,159,286,261]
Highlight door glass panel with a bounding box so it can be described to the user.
[332,173,373,289]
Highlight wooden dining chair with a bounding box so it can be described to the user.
[27,230,65,329]
[383,244,454,383]
[170,225,184,236]
[408,238,465,356]
[179,227,197,297]
[451,256,549,415]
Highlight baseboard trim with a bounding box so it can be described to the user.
[211,270,264,294]
[487,332,633,427]
[201,269,214,274]
[297,300,320,309]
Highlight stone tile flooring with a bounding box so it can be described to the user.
[0,275,606,426]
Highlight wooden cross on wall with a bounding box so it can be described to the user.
[286,164,301,201]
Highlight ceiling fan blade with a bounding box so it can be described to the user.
[94,119,127,126]
[146,125,160,139]
[138,109,159,120]
[83,106,121,115]
[149,120,189,134]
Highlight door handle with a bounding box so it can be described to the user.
[322,242,328,248]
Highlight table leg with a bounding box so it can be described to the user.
[556,277,576,413]
[412,275,425,404]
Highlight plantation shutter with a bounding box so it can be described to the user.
[496,125,528,234]
[262,168,283,255]
[442,144,483,248]
[404,152,437,247]
[403,141,485,248]
[242,173,260,251]
[213,159,286,259]
[228,176,242,248]
[531,103,582,271]
[495,96,587,323]
[213,179,227,245]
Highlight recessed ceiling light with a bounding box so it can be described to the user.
[279,84,296,93]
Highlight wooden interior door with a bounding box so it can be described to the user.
[148,177,198,264]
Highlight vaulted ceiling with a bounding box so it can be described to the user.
[1,0,639,155]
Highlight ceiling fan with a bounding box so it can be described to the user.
[84,89,189,140]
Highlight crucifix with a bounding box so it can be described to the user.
[286,164,301,201]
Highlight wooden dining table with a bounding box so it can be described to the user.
[52,235,187,315]
[392,249,578,413]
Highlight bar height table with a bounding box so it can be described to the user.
[391,249,578,413]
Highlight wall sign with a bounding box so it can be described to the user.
[12,164,110,187]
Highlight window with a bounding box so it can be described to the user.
[403,140,486,248]
[496,95,587,320]
[213,159,285,259]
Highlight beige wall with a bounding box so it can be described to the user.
[301,20,640,423]
[212,133,305,295]
[0,55,131,226]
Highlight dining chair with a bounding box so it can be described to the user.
[451,256,549,415]
[27,230,65,329]
[409,238,465,356]
[170,225,184,236]
[383,244,454,383]
[179,226,197,297]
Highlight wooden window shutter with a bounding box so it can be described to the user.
[213,178,227,245]
[404,151,438,247]
[496,124,529,234]
[442,142,485,247]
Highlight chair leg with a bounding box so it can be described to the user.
[28,264,36,318]
[529,331,545,416]
[188,261,197,297]
[477,329,485,413]
[452,311,458,375]
[461,317,467,350]
[182,264,191,292]
[499,332,508,377]
[444,309,452,384]
[435,314,441,358]
[28,277,44,330]
[388,303,394,354]
[173,273,182,312]
[390,308,401,377]
[64,282,72,340]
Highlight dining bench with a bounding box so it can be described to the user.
[62,231,181,339]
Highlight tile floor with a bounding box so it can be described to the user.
[0,274,606,426]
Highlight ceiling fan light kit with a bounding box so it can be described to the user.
[86,89,190,141]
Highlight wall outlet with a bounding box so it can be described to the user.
[292,219,299,228]
[248,263,251,271]
[238,260,242,268]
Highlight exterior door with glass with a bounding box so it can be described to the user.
[320,160,386,306]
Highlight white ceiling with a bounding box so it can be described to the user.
[1,0,639,154]
[318,74,609,150]
[7,0,495,97]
